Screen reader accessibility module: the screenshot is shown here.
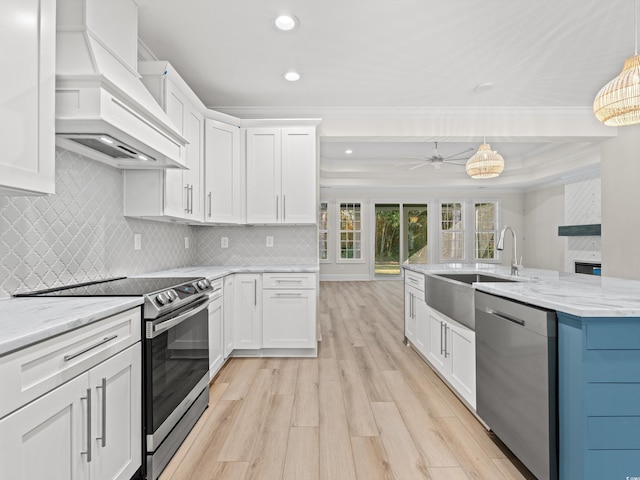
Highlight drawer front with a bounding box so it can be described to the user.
[585,320,640,350]
[0,308,141,420]
[405,270,425,292]
[263,273,316,289]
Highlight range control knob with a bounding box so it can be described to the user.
[166,290,177,302]
[156,292,168,305]
[202,279,211,288]
[197,280,206,290]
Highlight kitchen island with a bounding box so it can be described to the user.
[403,263,640,480]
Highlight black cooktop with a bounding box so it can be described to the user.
[14,277,203,297]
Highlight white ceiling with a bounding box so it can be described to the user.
[134,0,633,188]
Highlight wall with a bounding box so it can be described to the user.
[194,225,317,265]
[564,173,601,272]
[319,187,525,280]
[0,148,195,297]
[523,184,565,271]
[601,124,640,280]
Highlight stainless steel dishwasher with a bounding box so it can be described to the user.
[475,291,557,480]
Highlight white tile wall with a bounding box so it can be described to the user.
[0,148,318,298]
[195,225,317,265]
[564,173,602,272]
[0,149,195,297]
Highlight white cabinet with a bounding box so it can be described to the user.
[406,284,428,354]
[208,280,224,379]
[124,62,204,222]
[262,273,317,349]
[0,0,55,195]
[246,127,316,224]
[0,309,142,480]
[223,275,235,358]
[404,270,427,353]
[204,119,242,223]
[233,274,262,350]
[426,307,476,409]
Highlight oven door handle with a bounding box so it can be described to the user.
[148,301,209,338]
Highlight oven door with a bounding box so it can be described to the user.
[144,297,209,450]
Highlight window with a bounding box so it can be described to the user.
[475,202,497,260]
[441,202,464,261]
[319,202,328,260]
[339,202,362,261]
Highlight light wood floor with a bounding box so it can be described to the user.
[159,281,535,480]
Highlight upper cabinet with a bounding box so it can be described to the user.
[123,62,204,222]
[204,119,242,224]
[0,0,56,195]
[246,127,317,224]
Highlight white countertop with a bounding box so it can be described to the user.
[403,263,640,317]
[0,264,317,357]
[0,296,143,357]
[136,264,319,280]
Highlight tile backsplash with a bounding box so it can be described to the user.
[1,148,318,298]
[0,149,195,297]
[194,225,317,265]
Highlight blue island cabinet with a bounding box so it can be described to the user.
[558,312,640,480]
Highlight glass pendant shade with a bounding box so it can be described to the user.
[465,143,504,179]
[593,54,640,126]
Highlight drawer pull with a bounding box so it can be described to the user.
[96,378,107,447]
[81,388,92,462]
[63,334,118,362]
[274,293,303,297]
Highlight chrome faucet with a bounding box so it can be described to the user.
[497,225,522,276]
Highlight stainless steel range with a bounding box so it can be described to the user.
[16,276,213,480]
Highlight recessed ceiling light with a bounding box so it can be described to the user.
[345,149,353,154]
[275,15,298,31]
[99,136,114,144]
[137,154,148,161]
[284,71,301,82]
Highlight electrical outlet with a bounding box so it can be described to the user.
[184,236,189,249]
[266,236,274,247]
[221,237,229,248]
[134,233,141,250]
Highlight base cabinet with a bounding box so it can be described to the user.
[208,283,224,379]
[263,287,316,349]
[223,275,235,357]
[0,343,142,480]
[233,274,262,349]
[425,307,476,409]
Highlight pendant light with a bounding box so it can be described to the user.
[593,0,640,126]
[466,138,504,179]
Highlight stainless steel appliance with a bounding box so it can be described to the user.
[475,291,558,480]
[16,276,213,480]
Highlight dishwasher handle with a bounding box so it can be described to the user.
[486,309,526,327]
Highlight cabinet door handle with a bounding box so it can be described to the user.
[408,292,412,319]
[440,321,445,355]
[81,388,92,462]
[283,194,286,221]
[96,378,107,447]
[254,279,257,306]
[444,325,449,358]
[208,192,212,218]
[184,185,190,213]
[191,185,194,214]
[64,334,118,362]
[275,195,279,221]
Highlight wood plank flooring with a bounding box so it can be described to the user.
[159,281,535,480]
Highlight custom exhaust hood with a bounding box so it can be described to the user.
[55,0,187,169]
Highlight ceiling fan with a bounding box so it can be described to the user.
[395,142,474,170]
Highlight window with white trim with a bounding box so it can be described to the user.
[440,202,464,261]
[338,202,362,261]
[319,202,328,261]
[474,202,498,260]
